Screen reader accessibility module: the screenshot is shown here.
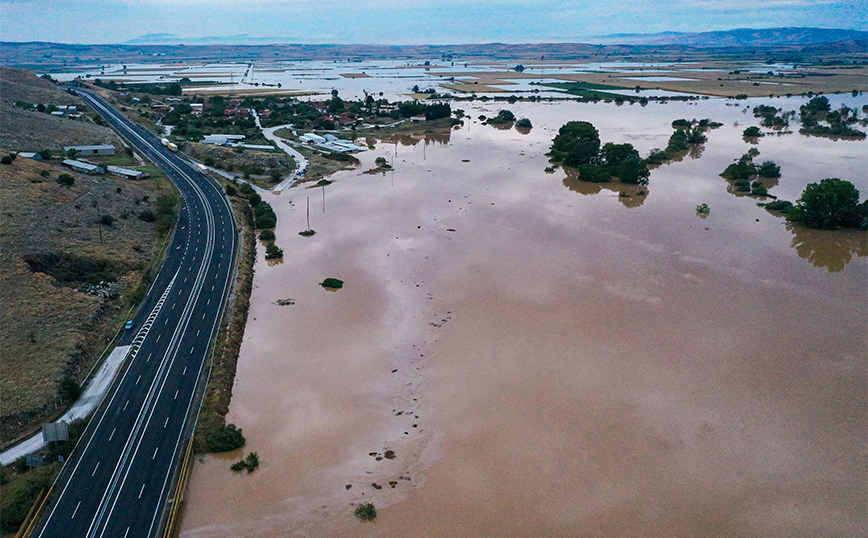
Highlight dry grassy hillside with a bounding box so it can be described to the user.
[0,155,174,443]
[0,67,125,152]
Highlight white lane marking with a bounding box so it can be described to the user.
[138,483,146,499]
[196,329,200,337]
[206,299,210,306]
[92,462,101,476]
[109,428,116,441]
[136,375,141,385]
[123,527,130,538]
[211,285,214,291]
[174,390,179,400]
[123,400,129,411]
[152,447,159,460]
[146,353,152,363]
[202,313,206,319]
[156,334,161,343]
[71,500,82,519]
[172,302,176,310]
[164,416,169,428]
[182,366,187,375]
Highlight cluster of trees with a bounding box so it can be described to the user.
[645,119,718,164]
[799,96,866,139]
[753,105,791,128]
[721,149,781,196]
[485,109,516,124]
[768,178,867,230]
[396,101,452,121]
[233,183,283,259]
[548,121,650,185]
[93,79,183,96]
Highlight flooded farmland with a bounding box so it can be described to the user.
[180,96,867,538]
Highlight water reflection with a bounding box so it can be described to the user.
[380,129,452,146]
[787,222,868,272]
[562,167,649,208]
[515,125,532,135]
[687,144,705,160]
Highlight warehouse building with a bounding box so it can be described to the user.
[62,159,105,175]
[63,144,116,156]
[107,165,148,180]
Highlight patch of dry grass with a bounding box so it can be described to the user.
[0,157,173,443]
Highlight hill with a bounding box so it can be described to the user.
[0,68,177,444]
[0,67,125,153]
[597,27,868,47]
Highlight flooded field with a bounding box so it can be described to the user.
[180,97,867,537]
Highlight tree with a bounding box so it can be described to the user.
[757,161,781,178]
[601,143,640,168]
[515,118,532,129]
[791,178,867,230]
[743,126,763,137]
[66,148,80,159]
[618,156,650,185]
[0,155,12,165]
[514,64,525,73]
[57,173,75,186]
[551,121,600,167]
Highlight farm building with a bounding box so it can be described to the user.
[62,159,104,175]
[299,133,326,144]
[107,165,148,180]
[17,152,42,161]
[63,145,115,156]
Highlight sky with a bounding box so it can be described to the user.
[1,0,865,44]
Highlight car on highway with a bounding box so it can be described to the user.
[124,320,134,330]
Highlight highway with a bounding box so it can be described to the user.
[33,89,237,538]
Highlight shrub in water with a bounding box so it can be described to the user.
[321,278,344,289]
[207,424,246,452]
[354,502,377,521]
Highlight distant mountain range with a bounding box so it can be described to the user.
[594,27,867,47]
[125,27,868,48]
[125,33,298,45]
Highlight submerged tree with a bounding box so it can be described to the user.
[791,178,867,230]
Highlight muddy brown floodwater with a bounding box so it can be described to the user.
[180,97,867,538]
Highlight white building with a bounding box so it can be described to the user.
[200,134,245,146]
[299,133,326,144]
[17,152,42,161]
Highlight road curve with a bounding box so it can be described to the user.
[32,89,237,538]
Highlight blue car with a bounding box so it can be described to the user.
[124,320,134,330]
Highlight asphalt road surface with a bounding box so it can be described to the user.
[33,89,237,538]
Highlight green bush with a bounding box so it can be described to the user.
[59,377,81,402]
[321,278,344,289]
[57,174,75,186]
[757,161,781,178]
[515,118,532,129]
[225,184,236,196]
[207,424,246,452]
[354,502,377,521]
[265,242,284,259]
[743,126,763,137]
[259,229,275,241]
[247,192,262,207]
[1,155,13,165]
[230,452,260,473]
[138,210,156,222]
[100,214,115,226]
[791,178,867,229]
[764,200,794,212]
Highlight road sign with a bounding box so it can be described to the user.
[43,422,69,442]
[27,454,44,468]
